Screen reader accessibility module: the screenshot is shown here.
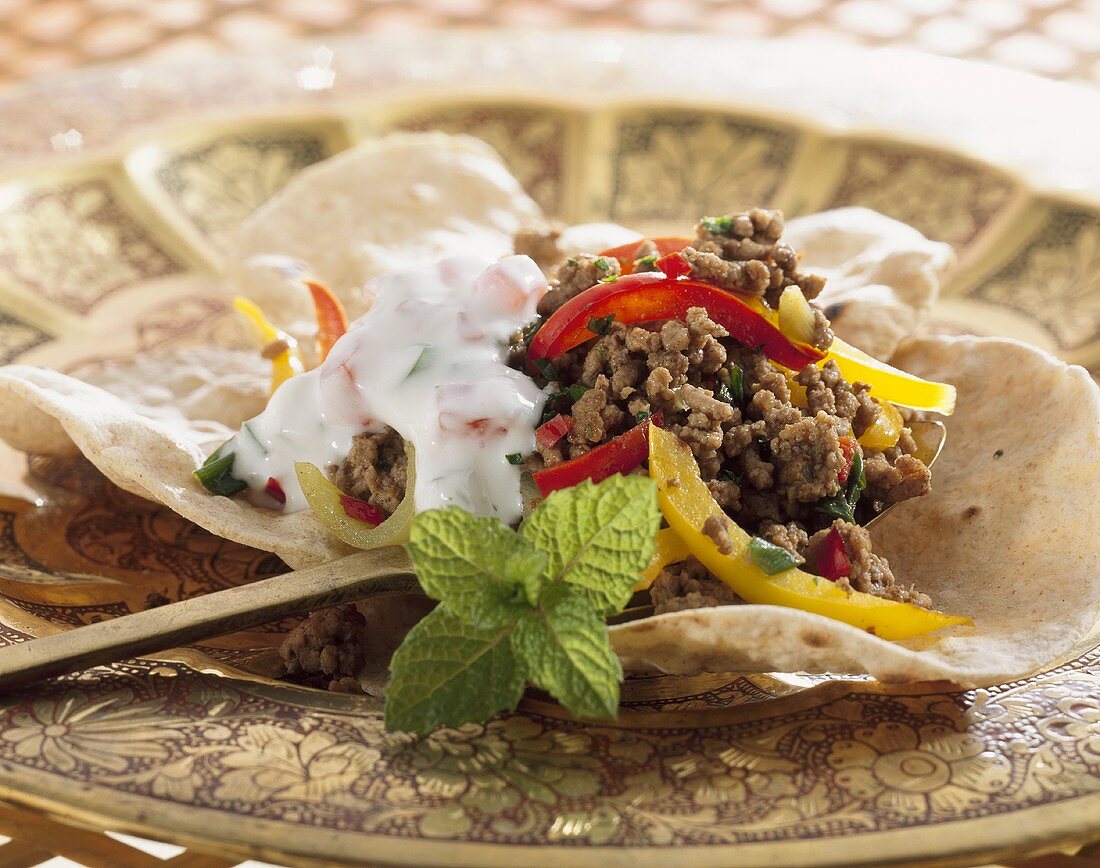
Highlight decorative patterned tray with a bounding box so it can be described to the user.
[0,32,1095,867]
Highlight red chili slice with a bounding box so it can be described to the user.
[816,527,852,581]
[599,236,693,274]
[533,413,663,497]
[838,436,857,485]
[264,477,286,504]
[305,280,349,363]
[526,262,824,373]
[535,414,574,449]
[339,494,387,527]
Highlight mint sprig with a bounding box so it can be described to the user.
[386,475,659,735]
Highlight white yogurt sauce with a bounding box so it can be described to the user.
[228,254,549,523]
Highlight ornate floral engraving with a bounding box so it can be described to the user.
[153,134,329,252]
[611,114,797,225]
[0,312,51,363]
[826,144,1015,248]
[0,181,182,315]
[968,208,1100,350]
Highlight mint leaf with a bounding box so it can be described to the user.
[384,607,524,735]
[520,476,660,615]
[512,584,621,719]
[406,507,547,627]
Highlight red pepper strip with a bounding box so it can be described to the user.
[535,414,573,449]
[264,477,286,504]
[305,280,349,363]
[599,236,692,274]
[837,436,857,485]
[816,527,852,581]
[527,269,825,372]
[339,494,387,527]
[533,413,663,497]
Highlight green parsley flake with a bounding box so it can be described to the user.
[729,364,745,403]
[594,257,612,273]
[701,215,734,237]
[587,313,615,335]
[533,358,556,380]
[633,254,659,272]
[506,452,524,465]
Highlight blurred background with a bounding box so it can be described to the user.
[2,0,1100,89]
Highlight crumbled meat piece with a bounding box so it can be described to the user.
[702,513,735,554]
[280,605,367,692]
[864,453,932,504]
[691,208,827,307]
[538,253,620,316]
[513,225,562,269]
[770,412,844,506]
[796,360,871,428]
[759,521,809,562]
[569,375,613,444]
[332,428,408,514]
[809,306,834,351]
[650,556,743,614]
[681,247,771,297]
[807,520,931,607]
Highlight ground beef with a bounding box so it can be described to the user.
[691,208,827,308]
[806,520,931,608]
[537,253,620,316]
[651,556,743,614]
[759,521,809,563]
[513,225,562,269]
[332,428,408,514]
[864,452,933,505]
[280,605,367,692]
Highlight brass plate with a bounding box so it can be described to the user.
[0,31,1096,868]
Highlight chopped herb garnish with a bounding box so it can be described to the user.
[817,451,866,525]
[816,494,855,524]
[993,449,1004,458]
[533,358,556,381]
[587,314,615,335]
[729,364,745,403]
[701,215,734,237]
[407,345,435,378]
[505,452,524,466]
[560,384,589,402]
[566,257,579,266]
[241,422,268,456]
[594,257,612,273]
[714,381,734,405]
[748,536,800,575]
[633,254,659,272]
[599,274,619,284]
[846,451,866,505]
[635,410,652,425]
[194,449,248,497]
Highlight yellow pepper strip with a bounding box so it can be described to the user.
[232,296,305,395]
[859,399,904,451]
[648,424,970,640]
[826,338,956,415]
[295,450,416,550]
[636,527,690,591]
